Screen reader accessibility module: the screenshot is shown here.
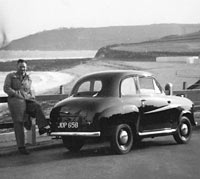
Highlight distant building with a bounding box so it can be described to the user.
[156,56,200,64]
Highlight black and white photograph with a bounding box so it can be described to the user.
[0,0,200,178]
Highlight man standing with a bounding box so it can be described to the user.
[3,59,50,155]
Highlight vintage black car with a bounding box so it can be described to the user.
[49,70,196,154]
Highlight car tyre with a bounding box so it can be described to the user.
[110,124,133,154]
[173,116,192,144]
[62,136,84,152]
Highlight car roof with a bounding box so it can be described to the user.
[80,70,153,79]
[71,70,154,97]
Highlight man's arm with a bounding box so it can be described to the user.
[3,73,23,98]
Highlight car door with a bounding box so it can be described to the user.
[137,76,173,131]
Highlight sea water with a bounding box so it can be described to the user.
[0,50,96,62]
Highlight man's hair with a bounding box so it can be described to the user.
[17,59,27,64]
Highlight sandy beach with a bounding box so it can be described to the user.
[1,58,200,96]
[0,71,74,96]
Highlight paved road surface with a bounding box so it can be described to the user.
[0,129,200,179]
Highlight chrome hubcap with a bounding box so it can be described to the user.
[119,130,128,145]
[181,124,188,136]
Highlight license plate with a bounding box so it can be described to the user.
[58,122,78,129]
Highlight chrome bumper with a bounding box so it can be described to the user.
[50,131,101,137]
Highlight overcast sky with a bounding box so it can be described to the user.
[0,0,200,42]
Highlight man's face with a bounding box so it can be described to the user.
[17,62,27,76]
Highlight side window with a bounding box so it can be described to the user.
[77,80,103,96]
[121,77,136,96]
[139,77,162,94]
[94,80,102,92]
[78,81,90,93]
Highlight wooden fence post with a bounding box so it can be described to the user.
[183,82,187,90]
[60,85,64,94]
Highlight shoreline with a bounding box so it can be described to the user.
[1,58,200,94]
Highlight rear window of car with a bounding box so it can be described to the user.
[75,80,103,97]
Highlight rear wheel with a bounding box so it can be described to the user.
[62,136,84,152]
[173,116,192,144]
[110,124,133,154]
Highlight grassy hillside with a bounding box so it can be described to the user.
[95,31,200,60]
[1,24,200,51]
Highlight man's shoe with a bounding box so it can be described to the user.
[18,147,30,155]
[39,126,51,135]
[39,128,46,135]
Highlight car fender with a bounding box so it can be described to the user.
[95,104,139,136]
[179,110,196,126]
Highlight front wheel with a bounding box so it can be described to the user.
[110,124,133,154]
[62,136,84,152]
[173,116,192,144]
